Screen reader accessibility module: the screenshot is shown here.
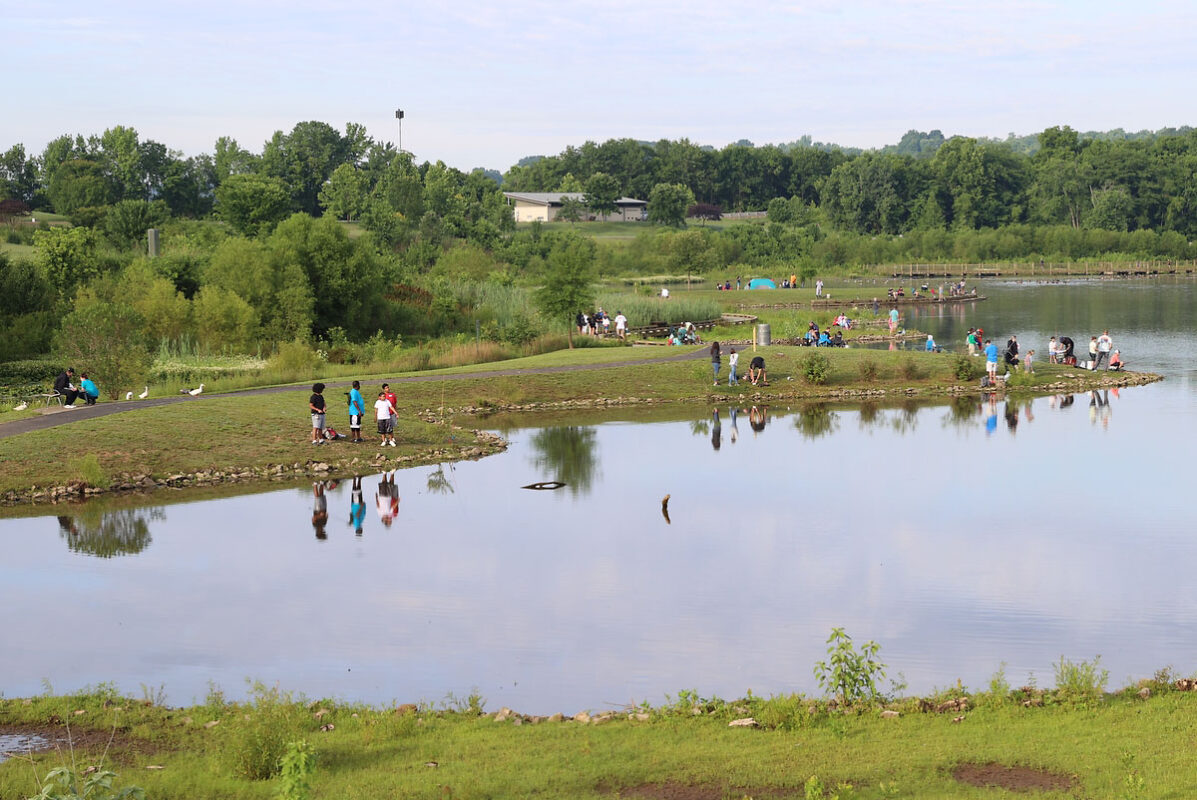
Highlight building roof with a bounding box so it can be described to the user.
[503,192,646,206]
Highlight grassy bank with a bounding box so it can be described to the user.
[1,669,1192,799]
[0,348,1160,501]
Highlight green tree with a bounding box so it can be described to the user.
[1085,187,1134,231]
[97,125,145,200]
[212,136,257,182]
[670,229,717,287]
[46,159,113,215]
[206,237,314,342]
[319,163,368,220]
[260,121,355,215]
[34,226,101,300]
[583,171,621,219]
[103,199,169,249]
[647,182,695,226]
[55,300,152,399]
[192,286,261,351]
[214,173,292,236]
[556,172,584,192]
[0,144,38,204]
[534,234,596,348]
[557,195,585,223]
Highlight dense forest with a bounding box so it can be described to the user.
[1,122,1196,368]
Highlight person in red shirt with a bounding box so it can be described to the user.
[382,383,398,447]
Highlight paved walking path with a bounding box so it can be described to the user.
[0,348,707,441]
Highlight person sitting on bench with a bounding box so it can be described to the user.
[79,373,99,405]
[53,367,81,407]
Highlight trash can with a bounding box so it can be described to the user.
[755,323,771,346]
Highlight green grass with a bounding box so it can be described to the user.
[1,678,1194,799]
[0,241,35,259]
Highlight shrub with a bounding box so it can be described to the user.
[270,340,320,374]
[953,353,979,381]
[857,358,879,381]
[218,685,311,780]
[897,358,925,380]
[28,766,145,800]
[801,352,831,384]
[1054,655,1109,702]
[814,627,886,705]
[69,453,109,488]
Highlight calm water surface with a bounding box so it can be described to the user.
[1,280,1194,713]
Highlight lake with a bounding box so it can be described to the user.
[1,278,1194,714]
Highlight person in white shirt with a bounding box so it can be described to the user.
[614,311,627,340]
[1095,330,1113,370]
[728,348,739,386]
[374,391,396,447]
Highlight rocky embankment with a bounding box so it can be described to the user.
[1,430,508,507]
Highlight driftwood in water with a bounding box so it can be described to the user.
[522,481,566,490]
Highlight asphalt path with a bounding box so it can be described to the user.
[0,348,708,441]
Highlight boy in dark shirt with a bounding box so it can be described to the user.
[309,382,327,445]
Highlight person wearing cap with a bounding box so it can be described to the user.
[925,334,936,352]
[53,367,82,408]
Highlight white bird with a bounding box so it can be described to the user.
[138,386,148,399]
[13,402,28,411]
[126,391,133,400]
[188,383,204,396]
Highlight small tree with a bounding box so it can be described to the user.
[648,183,695,227]
[103,198,169,249]
[55,302,152,400]
[687,202,723,224]
[584,172,621,219]
[557,196,585,223]
[814,627,886,705]
[534,235,596,348]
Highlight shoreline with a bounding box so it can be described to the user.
[1,368,1160,509]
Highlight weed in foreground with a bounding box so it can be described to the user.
[814,628,886,706]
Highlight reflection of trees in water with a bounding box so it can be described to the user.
[793,404,840,439]
[889,400,921,435]
[57,507,163,558]
[689,419,710,436]
[528,426,599,497]
[426,463,456,494]
[942,396,982,429]
[857,402,881,430]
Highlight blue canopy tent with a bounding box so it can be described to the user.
[747,278,777,289]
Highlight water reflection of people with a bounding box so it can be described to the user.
[376,471,399,528]
[312,482,329,539]
[711,409,721,450]
[729,406,739,444]
[749,405,767,433]
[349,476,365,535]
[1004,401,1019,434]
[985,395,998,435]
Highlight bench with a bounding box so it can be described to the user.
[41,391,64,407]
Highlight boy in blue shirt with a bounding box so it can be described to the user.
[984,339,999,380]
[79,373,99,405]
[348,380,365,443]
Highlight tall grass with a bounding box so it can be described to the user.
[594,293,722,327]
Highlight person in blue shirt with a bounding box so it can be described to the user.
[984,339,999,381]
[348,380,365,443]
[817,330,830,346]
[925,335,937,352]
[79,373,99,405]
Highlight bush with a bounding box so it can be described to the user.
[270,340,319,374]
[1054,655,1109,702]
[801,352,831,384]
[953,354,979,381]
[218,685,311,780]
[857,358,879,381]
[0,358,60,384]
[814,627,886,705]
[69,453,109,488]
[897,358,925,380]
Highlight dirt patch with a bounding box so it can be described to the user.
[953,762,1074,793]
[0,724,160,763]
[618,781,798,799]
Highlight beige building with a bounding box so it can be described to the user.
[502,192,647,223]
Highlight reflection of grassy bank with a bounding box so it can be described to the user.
[2,674,1194,798]
[0,348,1160,502]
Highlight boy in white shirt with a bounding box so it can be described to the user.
[374,391,397,447]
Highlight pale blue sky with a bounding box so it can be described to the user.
[5,1,1194,171]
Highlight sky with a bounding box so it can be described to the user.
[5,0,1195,172]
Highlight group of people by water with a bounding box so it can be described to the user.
[960,327,1123,381]
[308,380,402,447]
[707,342,768,387]
[50,367,99,408]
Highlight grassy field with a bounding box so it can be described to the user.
[0,672,1192,799]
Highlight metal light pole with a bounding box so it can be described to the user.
[395,108,404,153]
